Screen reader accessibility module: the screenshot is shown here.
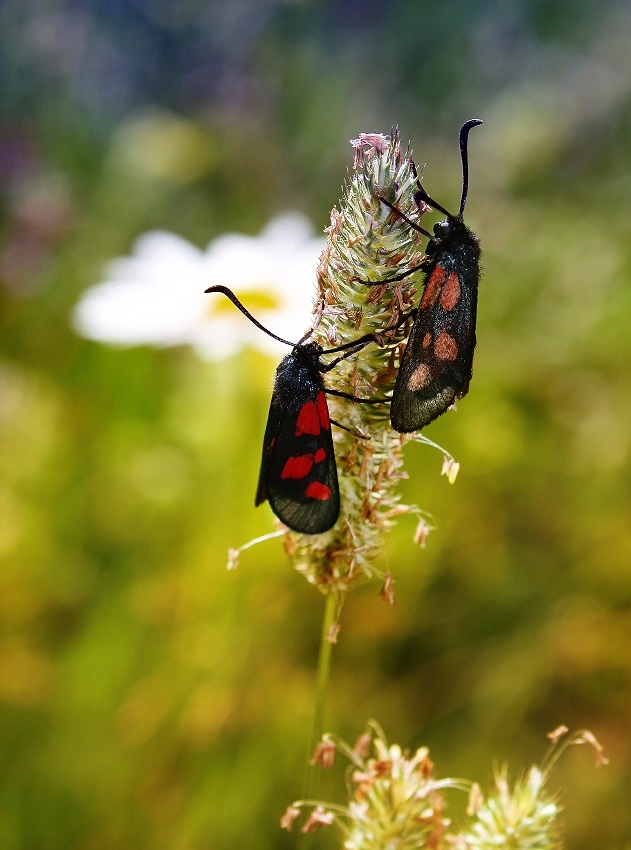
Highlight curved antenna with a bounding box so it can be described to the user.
[412,119,483,223]
[457,118,483,219]
[205,285,297,348]
[205,285,379,358]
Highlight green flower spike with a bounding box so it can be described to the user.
[457,726,609,850]
[282,131,453,594]
[283,725,607,849]
[282,722,469,848]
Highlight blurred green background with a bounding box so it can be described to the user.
[2,1,630,848]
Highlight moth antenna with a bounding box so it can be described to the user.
[412,119,483,223]
[457,119,483,219]
[413,185,451,220]
[206,285,378,359]
[204,285,297,348]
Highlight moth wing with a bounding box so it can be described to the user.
[255,390,283,508]
[257,389,340,535]
[391,269,477,432]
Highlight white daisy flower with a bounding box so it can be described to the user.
[72,212,325,359]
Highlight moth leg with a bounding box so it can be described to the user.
[325,388,390,404]
[355,260,427,287]
[329,418,371,440]
[377,195,432,238]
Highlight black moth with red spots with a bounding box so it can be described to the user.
[255,343,340,534]
[391,202,481,432]
[204,285,380,535]
[376,119,482,432]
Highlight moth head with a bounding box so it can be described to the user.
[433,219,452,240]
[295,341,324,363]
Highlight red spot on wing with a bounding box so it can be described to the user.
[281,454,314,480]
[316,392,330,430]
[434,330,458,361]
[295,400,320,436]
[408,363,431,391]
[313,448,327,463]
[420,265,446,309]
[439,273,461,311]
[305,481,331,501]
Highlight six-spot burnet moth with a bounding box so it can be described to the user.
[205,285,383,535]
[370,119,483,432]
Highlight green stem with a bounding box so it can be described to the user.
[303,590,338,801]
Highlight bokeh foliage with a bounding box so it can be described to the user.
[1,1,630,848]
